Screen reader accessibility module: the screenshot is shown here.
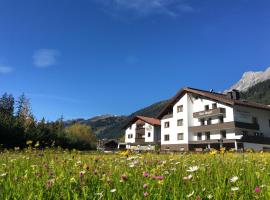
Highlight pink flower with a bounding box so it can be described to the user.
[121,174,128,182]
[254,186,261,193]
[144,192,149,197]
[143,172,149,177]
[143,183,148,189]
[45,179,54,189]
[196,196,201,200]
[154,176,164,180]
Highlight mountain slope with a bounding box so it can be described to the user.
[226,67,270,92]
[66,100,169,139]
[240,79,270,105]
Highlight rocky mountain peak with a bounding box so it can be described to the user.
[226,66,270,92]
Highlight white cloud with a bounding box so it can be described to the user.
[95,0,194,17]
[0,65,13,74]
[33,49,60,68]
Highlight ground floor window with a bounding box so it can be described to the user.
[177,133,184,140]
[148,132,151,137]
[164,135,170,141]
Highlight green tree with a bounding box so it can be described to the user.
[65,123,96,149]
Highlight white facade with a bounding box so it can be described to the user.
[160,91,270,151]
[125,119,161,150]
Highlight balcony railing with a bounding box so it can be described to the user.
[193,108,226,118]
[189,121,259,132]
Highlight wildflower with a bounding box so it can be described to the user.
[183,174,192,180]
[196,196,201,200]
[144,192,149,197]
[35,141,40,147]
[0,173,7,177]
[143,183,148,189]
[187,166,199,173]
[45,179,55,189]
[110,189,117,193]
[26,140,33,145]
[120,174,128,182]
[143,172,149,177]
[154,176,164,180]
[70,177,76,183]
[83,164,90,170]
[14,147,20,151]
[207,194,213,199]
[231,187,239,191]
[209,150,217,156]
[186,191,194,198]
[220,147,226,154]
[254,186,261,193]
[230,176,238,183]
[80,171,86,178]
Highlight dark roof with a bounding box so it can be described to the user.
[123,116,161,129]
[157,87,270,119]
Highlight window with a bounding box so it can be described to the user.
[200,119,205,126]
[177,133,184,140]
[128,134,130,139]
[205,105,209,111]
[177,119,183,126]
[148,132,151,137]
[130,134,133,138]
[220,130,226,139]
[164,122,170,128]
[242,131,248,136]
[206,132,210,140]
[252,117,258,124]
[219,116,224,123]
[197,132,202,141]
[177,105,183,113]
[212,103,217,109]
[207,118,212,125]
[164,135,170,141]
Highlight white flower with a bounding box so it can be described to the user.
[175,162,180,165]
[183,174,193,180]
[231,187,239,191]
[187,166,199,173]
[0,173,7,177]
[110,189,117,193]
[207,194,213,199]
[186,191,194,198]
[230,176,239,183]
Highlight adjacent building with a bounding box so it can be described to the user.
[124,116,161,150]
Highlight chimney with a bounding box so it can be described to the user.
[232,89,240,100]
[226,91,233,99]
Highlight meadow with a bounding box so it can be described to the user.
[0,147,269,200]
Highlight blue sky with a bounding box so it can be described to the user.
[0,0,270,121]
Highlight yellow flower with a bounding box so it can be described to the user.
[35,141,40,147]
[220,147,226,154]
[209,149,217,156]
[26,140,33,145]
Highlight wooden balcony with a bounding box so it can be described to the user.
[189,121,259,132]
[193,107,226,118]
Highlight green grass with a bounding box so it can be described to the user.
[0,149,270,199]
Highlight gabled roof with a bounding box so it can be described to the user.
[157,87,270,119]
[123,116,161,129]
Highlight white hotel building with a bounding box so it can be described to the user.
[124,87,270,151]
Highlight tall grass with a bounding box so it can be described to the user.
[0,148,269,199]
